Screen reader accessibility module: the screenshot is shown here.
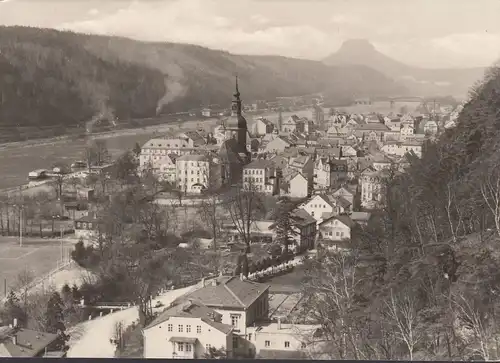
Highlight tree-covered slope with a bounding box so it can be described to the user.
[300,66,500,360]
[0,26,406,132]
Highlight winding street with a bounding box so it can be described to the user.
[66,285,193,358]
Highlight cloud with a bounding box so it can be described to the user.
[56,0,334,59]
[88,8,99,16]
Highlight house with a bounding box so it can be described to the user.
[329,159,348,185]
[281,115,304,133]
[176,154,222,194]
[288,155,314,183]
[265,137,292,153]
[350,211,371,226]
[353,124,389,141]
[318,214,355,242]
[299,194,351,222]
[400,124,414,139]
[176,276,270,335]
[360,167,388,209]
[74,214,103,245]
[249,322,323,359]
[313,157,334,190]
[143,299,234,359]
[253,118,275,136]
[0,325,61,358]
[243,159,278,195]
[157,153,179,183]
[288,209,317,251]
[340,145,357,158]
[332,186,355,207]
[139,138,194,171]
[288,173,309,199]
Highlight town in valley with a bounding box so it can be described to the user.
[1,0,500,360]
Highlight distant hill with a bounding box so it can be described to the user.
[323,39,486,98]
[0,27,406,136]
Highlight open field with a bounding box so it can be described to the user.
[0,237,75,298]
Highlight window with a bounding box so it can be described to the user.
[178,324,183,333]
[265,340,270,347]
[206,344,211,351]
[301,342,307,349]
[248,333,252,341]
[197,326,201,333]
[167,324,173,332]
[186,344,192,352]
[178,342,184,351]
[285,341,290,348]
[186,325,191,333]
[230,314,240,327]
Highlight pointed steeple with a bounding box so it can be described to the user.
[231,75,242,117]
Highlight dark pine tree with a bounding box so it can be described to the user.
[1,291,27,327]
[45,292,69,351]
[272,197,300,258]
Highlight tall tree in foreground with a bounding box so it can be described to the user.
[223,182,263,254]
[271,196,300,257]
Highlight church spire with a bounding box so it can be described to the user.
[234,75,240,99]
[231,75,242,116]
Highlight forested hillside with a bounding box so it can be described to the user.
[0,26,405,136]
[302,66,500,360]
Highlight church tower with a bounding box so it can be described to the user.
[230,76,247,151]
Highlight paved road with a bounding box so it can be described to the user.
[66,285,193,358]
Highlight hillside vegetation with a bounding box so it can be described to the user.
[302,66,500,360]
[0,26,405,137]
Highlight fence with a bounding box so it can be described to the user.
[1,251,74,301]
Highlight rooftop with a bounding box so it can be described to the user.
[0,327,58,358]
[146,299,233,334]
[174,276,270,310]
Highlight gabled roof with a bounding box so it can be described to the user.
[182,131,206,147]
[145,299,233,334]
[319,213,355,228]
[176,276,269,310]
[0,327,58,357]
[290,209,316,226]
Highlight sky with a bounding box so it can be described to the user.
[0,0,499,68]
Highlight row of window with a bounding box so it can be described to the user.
[178,177,206,183]
[178,170,206,175]
[262,340,306,349]
[244,169,264,175]
[324,231,345,237]
[244,177,263,183]
[167,324,202,333]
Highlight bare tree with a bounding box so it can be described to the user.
[479,168,500,238]
[83,139,110,172]
[223,182,263,254]
[451,293,494,361]
[385,289,423,361]
[302,250,370,360]
[15,268,35,309]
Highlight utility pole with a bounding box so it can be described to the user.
[19,186,23,247]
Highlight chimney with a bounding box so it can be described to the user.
[11,335,17,345]
[277,317,281,330]
[211,279,218,287]
[13,318,17,328]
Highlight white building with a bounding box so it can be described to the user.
[176,154,222,194]
[140,138,195,172]
[143,300,234,359]
[243,159,278,195]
